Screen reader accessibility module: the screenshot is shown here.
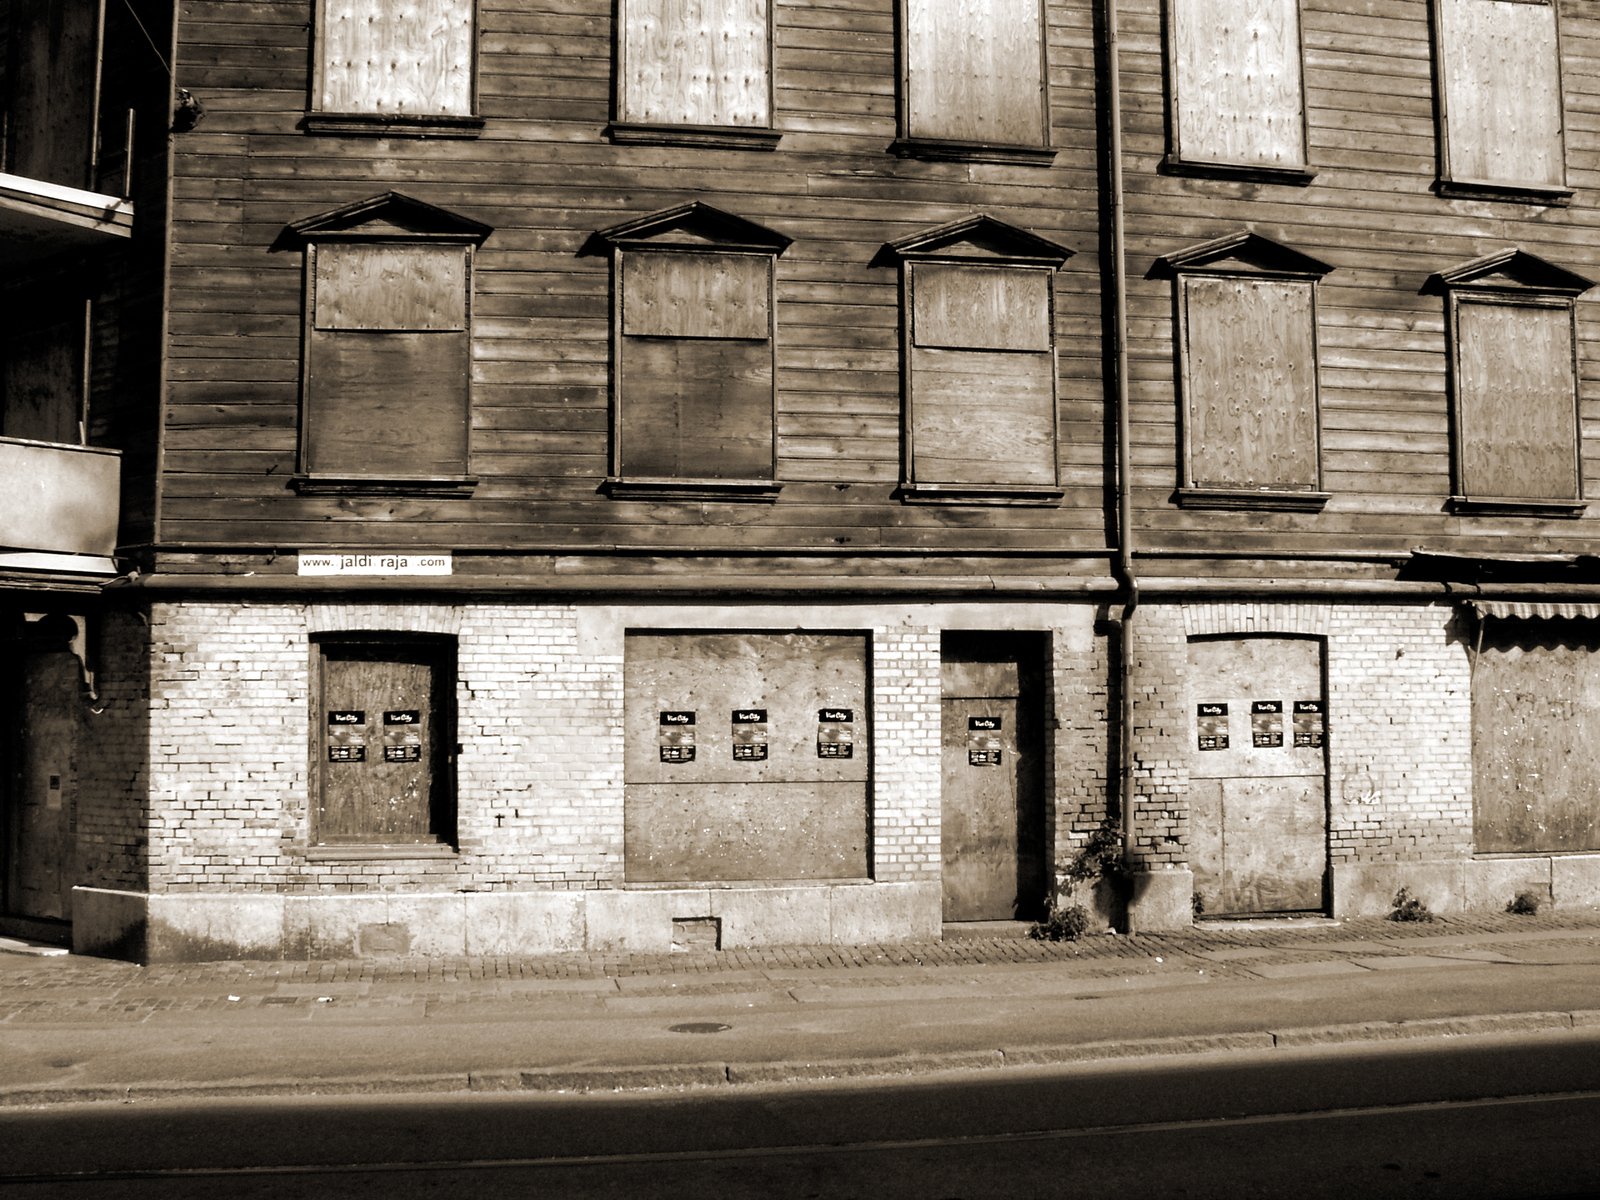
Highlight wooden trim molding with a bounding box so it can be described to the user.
[1176,487,1331,512]
[292,475,479,498]
[301,113,486,139]
[1434,179,1574,206]
[890,138,1058,167]
[1160,156,1316,186]
[606,122,781,151]
[601,477,783,502]
[896,483,1064,506]
[1447,496,1588,518]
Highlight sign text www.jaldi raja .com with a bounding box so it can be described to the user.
[297,553,453,576]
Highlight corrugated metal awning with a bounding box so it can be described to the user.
[1468,600,1600,621]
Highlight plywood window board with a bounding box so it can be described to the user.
[309,0,482,137]
[299,242,477,494]
[896,0,1053,164]
[1434,0,1570,202]
[905,262,1060,498]
[611,0,778,149]
[1450,298,1581,511]
[1164,0,1313,184]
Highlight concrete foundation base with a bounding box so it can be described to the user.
[1332,854,1600,917]
[1126,868,1196,932]
[72,881,942,963]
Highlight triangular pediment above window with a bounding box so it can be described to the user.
[279,192,493,246]
[1428,248,1595,297]
[880,215,1072,267]
[1153,230,1332,279]
[586,202,792,255]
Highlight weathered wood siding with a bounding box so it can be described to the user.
[1119,0,1600,572]
[159,0,1105,576]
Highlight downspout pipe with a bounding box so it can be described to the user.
[1099,0,1139,922]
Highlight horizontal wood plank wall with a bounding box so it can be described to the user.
[159,0,1107,568]
[1120,0,1600,566]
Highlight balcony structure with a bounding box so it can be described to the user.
[0,436,121,582]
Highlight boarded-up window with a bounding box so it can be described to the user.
[315,0,475,116]
[616,250,775,481]
[623,632,870,882]
[618,0,770,127]
[1180,275,1321,493]
[1435,0,1566,194]
[907,263,1057,489]
[904,0,1047,146]
[1472,619,1600,854]
[303,243,473,481]
[1452,299,1579,504]
[314,636,455,846]
[1168,0,1308,172]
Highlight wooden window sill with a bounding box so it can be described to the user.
[1161,156,1317,186]
[305,843,458,862]
[897,482,1063,506]
[301,113,485,139]
[890,138,1057,167]
[1177,487,1330,512]
[292,475,478,498]
[1434,179,1573,206]
[606,123,781,151]
[602,476,782,502]
[1448,495,1587,518]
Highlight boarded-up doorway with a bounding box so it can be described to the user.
[941,633,1047,922]
[1189,636,1328,915]
[3,648,81,923]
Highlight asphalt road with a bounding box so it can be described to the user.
[4,1030,1599,1198]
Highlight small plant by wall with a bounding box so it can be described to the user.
[1506,890,1543,915]
[1389,886,1435,923]
[1030,818,1128,942]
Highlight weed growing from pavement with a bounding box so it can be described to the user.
[1389,887,1436,923]
[1506,890,1543,915]
[1031,818,1128,942]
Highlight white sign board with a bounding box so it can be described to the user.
[298,553,452,577]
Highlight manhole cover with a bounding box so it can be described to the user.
[668,1022,732,1034]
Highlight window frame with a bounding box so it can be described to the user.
[883,216,1072,505]
[305,0,484,138]
[1162,0,1315,185]
[1435,250,1593,517]
[607,0,780,151]
[308,632,459,854]
[1431,0,1571,204]
[282,193,491,498]
[589,203,791,501]
[891,0,1056,166]
[1157,231,1333,511]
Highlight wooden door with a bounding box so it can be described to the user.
[316,640,451,845]
[1189,636,1327,915]
[3,651,79,921]
[940,636,1046,921]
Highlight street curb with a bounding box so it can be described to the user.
[4,1008,1597,1109]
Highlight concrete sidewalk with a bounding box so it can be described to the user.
[3,909,1599,1108]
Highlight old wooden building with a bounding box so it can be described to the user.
[2,0,1599,960]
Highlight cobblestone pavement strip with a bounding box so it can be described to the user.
[1,911,1597,1023]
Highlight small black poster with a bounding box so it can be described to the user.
[817,708,854,759]
[1293,699,1325,748]
[733,708,769,762]
[967,716,1003,766]
[382,711,423,763]
[1252,700,1284,748]
[327,710,365,763]
[1196,702,1229,751]
[659,711,696,763]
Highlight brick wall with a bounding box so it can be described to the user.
[76,609,152,891]
[870,628,941,882]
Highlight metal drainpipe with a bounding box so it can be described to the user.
[1101,0,1139,926]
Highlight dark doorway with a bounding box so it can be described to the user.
[940,632,1048,921]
